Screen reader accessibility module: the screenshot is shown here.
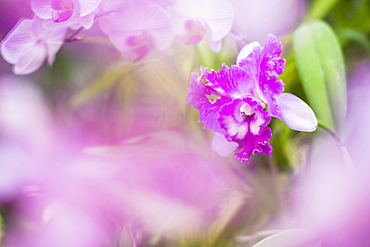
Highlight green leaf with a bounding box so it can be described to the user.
[337,27,370,52]
[305,0,339,20]
[70,63,133,107]
[293,20,347,133]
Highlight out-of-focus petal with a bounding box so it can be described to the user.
[1,17,67,74]
[105,2,173,61]
[143,4,174,51]
[14,43,47,74]
[31,0,53,19]
[170,0,199,36]
[170,0,233,47]
[46,28,68,65]
[201,0,234,41]
[212,133,238,157]
[206,36,222,53]
[275,93,318,132]
[229,0,304,45]
[1,19,33,64]
[75,11,95,29]
[77,0,102,16]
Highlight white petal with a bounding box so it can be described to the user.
[14,43,47,75]
[78,0,102,16]
[46,27,68,65]
[236,41,260,64]
[31,0,53,19]
[202,0,234,41]
[206,36,222,52]
[143,5,174,51]
[76,12,95,29]
[276,93,318,132]
[170,0,233,41]
[1,19,34,64]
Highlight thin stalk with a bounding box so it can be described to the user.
[318,124,356,171]
[125,226,137,247]
[267,158,288,227]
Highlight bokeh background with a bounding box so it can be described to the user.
[1,0,370,246]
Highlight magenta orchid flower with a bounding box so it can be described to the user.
[170,0,234,52]
[187,34,317,163]
[30,0,102,29]
[99,1,173,62]
[237,35,318,132]
[1,16,68,75]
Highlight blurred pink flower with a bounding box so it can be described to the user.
[30,0,102,29]
[284,61,370,246]
[1,16,68,75]
[229,0,305,48]
[0,76,55,201]
[0,75,249,246]
[99,0,174,61]
[170,0,234,52]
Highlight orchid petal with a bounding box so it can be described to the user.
[1,20,33,64]
[170,0,233,46]
[31,0,53,19]
[236,41,260,64]
[212,133,238,157]
[77,0,102,16]
[106,3,173,60]
[143,4,174,51]
[14,43,47,75]
[1,17,67,75]
[201,0,234,41]
[75,11,95,29]
[186,72,232,133]
[199,64,254,98]
[206,36,222,53]
[275,93,318,132]
[170,0,200,37]
[239,34,285,116]
[218,97,272,163]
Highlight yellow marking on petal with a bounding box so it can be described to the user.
[206,94,221,104]
[201,76,209,85]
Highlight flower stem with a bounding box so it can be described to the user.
[64,27,85,43]
[267,158,288,227]
[318,123,356,171]
[125,226,136,247]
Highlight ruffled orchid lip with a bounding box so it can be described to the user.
[217,97,272,163]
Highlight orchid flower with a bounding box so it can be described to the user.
[99,1,173,62]
[237,35,318,132]
[187,34,317,163]
[1,16,68,75]
[170,0,234,52]
[30,0,102,29]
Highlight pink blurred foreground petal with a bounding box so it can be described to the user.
[212,133,238,157]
